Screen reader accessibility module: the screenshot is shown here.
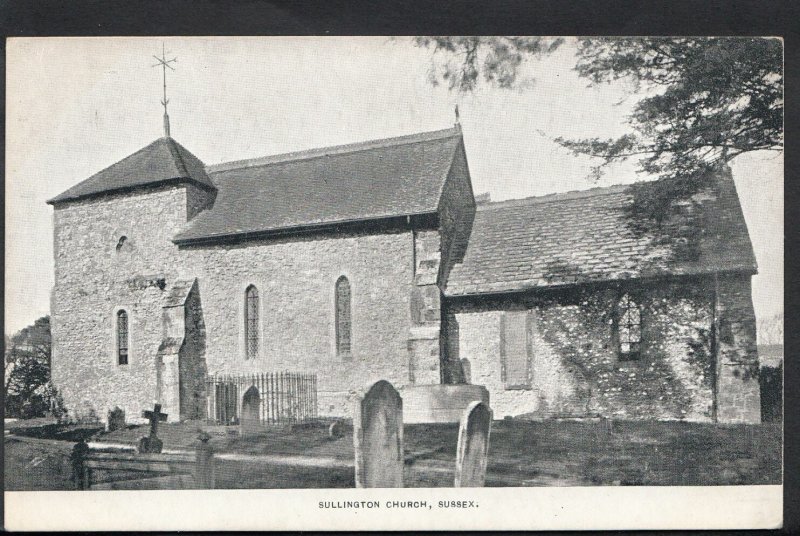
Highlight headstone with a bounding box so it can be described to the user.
[240,386,261,436]
[138,403,168,453]
[194,431,215,489]
[599,416,615,437]
[71,438,90,490]
[454,400,493,487]
[107,406,126,432]
[460,358,472,384]
[353,380,403,488]
[328,420,345,440]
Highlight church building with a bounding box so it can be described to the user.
[48,117,762,424]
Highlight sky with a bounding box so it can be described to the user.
[5,37,783,335]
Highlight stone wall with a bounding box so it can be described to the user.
[52,180,439,421]
[179,281,208,420]
[186,184,216,221]
[51,185,190,423]
[180,229,417,416]
[449,278,727,421]
[409,230,444,385]
[715,273,761,423]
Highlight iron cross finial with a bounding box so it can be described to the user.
[152,42,177,137]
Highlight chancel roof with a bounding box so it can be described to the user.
[48,137,215,204]
[445,171,757,297]
[173,127,463,244]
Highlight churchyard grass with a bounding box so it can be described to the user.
[5,435,77,490]
[5,418,781,489]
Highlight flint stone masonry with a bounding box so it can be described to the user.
[448,277,756,422]
[51,185,191,423]
[408,230,444,385]
[158,279,207,421]
[52,175,449,421]
[186,184,216,221]
[715,273,761,423]
[180,280,208,420]
[181,229,420,417]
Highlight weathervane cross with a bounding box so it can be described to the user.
[152,43,177,137]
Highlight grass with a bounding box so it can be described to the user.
[5,418,782,489]
[4,435,76,490]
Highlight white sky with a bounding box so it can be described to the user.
[5,37,783,334]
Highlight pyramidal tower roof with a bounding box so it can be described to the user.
[47,137,215,205]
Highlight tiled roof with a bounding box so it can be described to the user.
[48,137,215,204]
[445,171,757,297]
[173,127,462,243]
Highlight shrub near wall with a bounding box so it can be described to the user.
[536,283,715,420]
[452,279,717,421]
[760,363,782,422]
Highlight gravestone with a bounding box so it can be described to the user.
[138,403,168,454]
[460,358,472,384]
[240,386,261,436]
[353,380,403,488]
[194,431,215,489]
[71,438,91,490]
[328,420,345,440]
[454,400,493,487]
[107,406,126,432]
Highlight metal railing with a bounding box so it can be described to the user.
[205,372,318,425]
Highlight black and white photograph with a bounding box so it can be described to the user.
[4,35,783,530]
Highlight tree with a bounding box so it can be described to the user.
[414,37,783,224]
[4,316,63,419]
[413,36,565,92]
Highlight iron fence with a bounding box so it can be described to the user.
[206,372,318,425]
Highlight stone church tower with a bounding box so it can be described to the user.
[48,135,217,421]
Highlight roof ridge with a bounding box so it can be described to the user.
[477,183,633,210]
[164,137,190,178]
[207,125,462,174]
[166,137,216,189]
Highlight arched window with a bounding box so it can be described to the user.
[335,276,352,357]
[245,285,259,359]
[616,294,641,360]
[117,310,129,365]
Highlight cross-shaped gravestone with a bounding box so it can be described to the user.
[138,403,168,454]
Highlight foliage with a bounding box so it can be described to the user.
[4,316,64,419]
[760,363,783,422]
[413,37,783,223]
[412,36,565,91]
